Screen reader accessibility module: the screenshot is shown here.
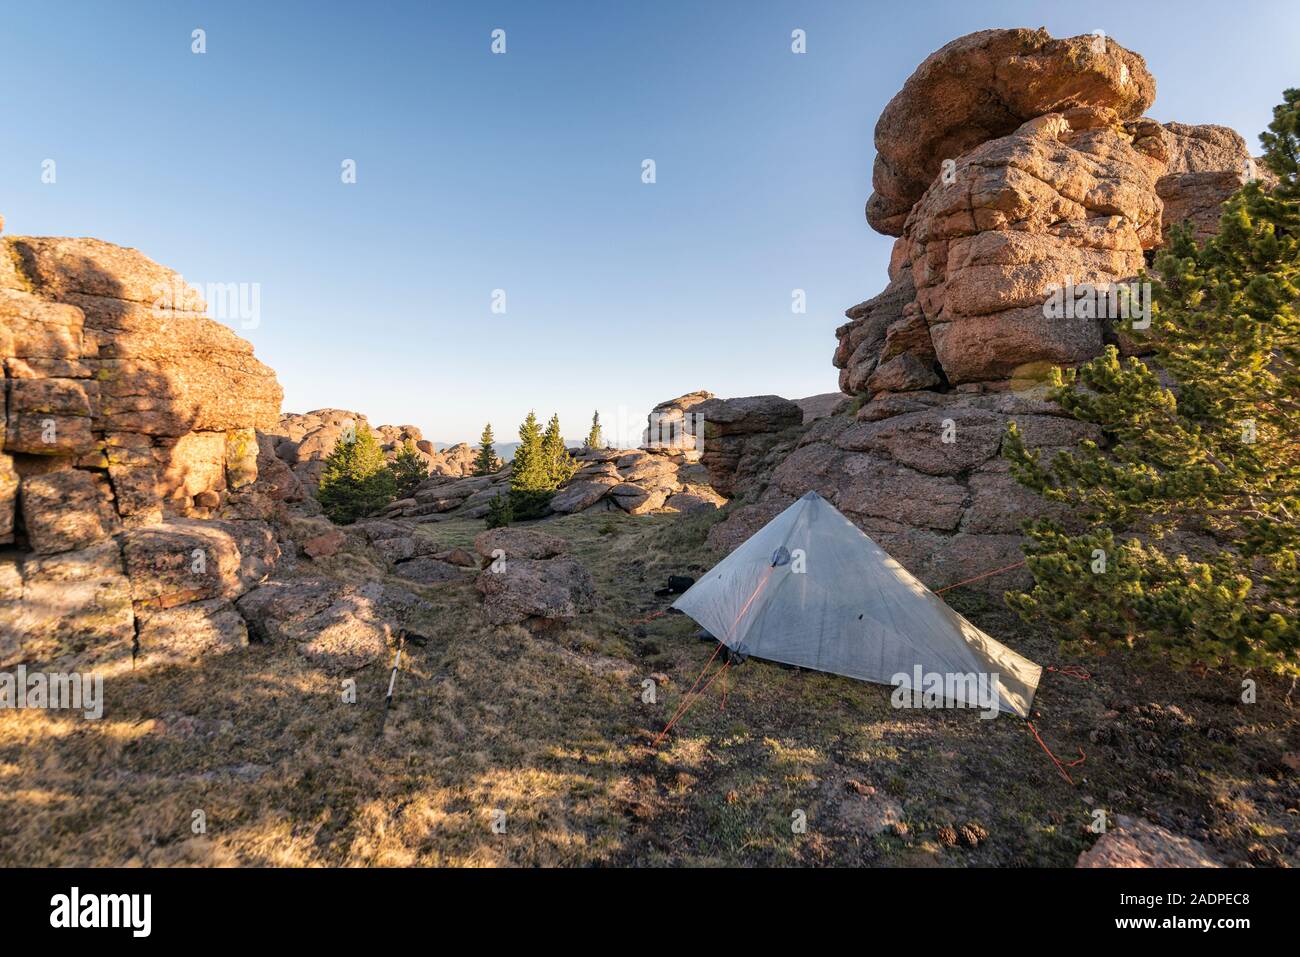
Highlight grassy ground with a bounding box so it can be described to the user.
[0,507,1296,866]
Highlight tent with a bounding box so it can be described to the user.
[671,491,1041,717]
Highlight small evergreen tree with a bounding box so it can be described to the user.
[511,411,548,491]
[584,410,603,450]
[474,423,498,476]
[388,439,429,499]
[1003,90,1300,675]
[485,491,514,529]
[317,425,397,525]
[541,412,575,487]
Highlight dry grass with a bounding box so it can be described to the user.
[1,507,1296,867]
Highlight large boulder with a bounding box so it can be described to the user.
[844,33,1261,400]
[134,598,249,665]
[1161,122,1251,175]
[475,556,597,626]
[642,390,714,452]
[695,395,803,498]
[118,518,277,609]
[391,556,468,584]
[473,527,567,562]
[549,478,617,513]
[866,28,1155,235]
[795,392,846,424]
[235,577,416,672]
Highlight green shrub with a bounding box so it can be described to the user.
[317,425,397,525]
[388,439,429,499]
[485,493,514,529]
[1004,88,1300,675]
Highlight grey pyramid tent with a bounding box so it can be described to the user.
[671,492,1041,717]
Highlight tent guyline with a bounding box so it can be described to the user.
[651,565,779,747]
[1026,720,1087,784]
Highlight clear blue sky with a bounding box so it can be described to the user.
[3,1,1297,444]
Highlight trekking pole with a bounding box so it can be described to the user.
[377,631,405,738]
[378,628,427,736]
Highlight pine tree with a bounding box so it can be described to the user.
[511,411,548,492]
[541,412,575,487]
[500,411,554,523]
[388,439,429,499]
[484,492,514,529]
[1003,91,1300,675]
[317,425,397,525]
[584,410,603,450]
[474,423,497,476]
[1259,88,1300,201]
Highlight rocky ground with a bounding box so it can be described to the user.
[1,503,1294,867]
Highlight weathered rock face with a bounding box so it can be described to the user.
[866,28,1156,235]
[1156,171,1249,244]
[642,390,714,452]
[795,392,845,424]
[901,108,1165,385]
[1,220,283,668]
[1,233,281,529]
[841,30,1258,400]
[235,577,416,673]
[706,389,1096,593]
[695,395,804,499]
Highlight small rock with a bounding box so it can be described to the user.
[393,557,466,584]
[1076,815,1222,868]
[302,528,346,559]
[434,547,478,568]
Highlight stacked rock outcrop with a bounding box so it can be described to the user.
[708,28,1262,591]
[377,441,725,523]
[839,28,1259,396]
[0,222,283,667]
[270,409,479,493]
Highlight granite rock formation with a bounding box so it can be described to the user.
[269,409,479,493]
[0,221,283,667]
[709,29,1261,591]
